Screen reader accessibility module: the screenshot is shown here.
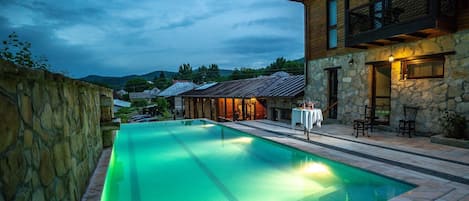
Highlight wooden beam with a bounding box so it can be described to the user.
[352,45,368,49]
[368,41,385,46]
[386,37,405,42]
[407,32,429,38]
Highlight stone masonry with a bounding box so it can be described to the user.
[305,30,469,135]
[0,60,112,201]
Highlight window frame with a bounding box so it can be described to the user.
[402,57,445,79]
[327,0,338,49]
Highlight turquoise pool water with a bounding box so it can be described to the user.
[101,120,414,201]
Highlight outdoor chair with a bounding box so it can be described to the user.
[398,105,418,138]
[353,105,373,138]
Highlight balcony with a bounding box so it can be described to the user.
[345,0,456,48]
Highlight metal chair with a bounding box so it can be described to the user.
[353,105,373,138]
[398,105,418,138]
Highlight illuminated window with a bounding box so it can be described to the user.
[327,0,337,49]
[403,57,444,79]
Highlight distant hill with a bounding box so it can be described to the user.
[80,69,233,89]
[293,57,304,63]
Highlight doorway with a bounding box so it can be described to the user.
[327,68,338,119]
[372,63,391,125]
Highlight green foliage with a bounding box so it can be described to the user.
[131,100,148,107]
[0,32,50,69]
[125,78,151,92]
[121,94,130,101]
[264,57,303,75]
[115,107,137,123]
[231,67,260,80]
[153,97,170,113]
[439,111,467,139]
[175,63,193,80]
[191,64,221,84]
[153,71,172,90]
[193,65,208,84]
[229,57,303,80]
[159,110,173,121]
[207,64,220,81]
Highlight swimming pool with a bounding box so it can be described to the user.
[101,120,415,201]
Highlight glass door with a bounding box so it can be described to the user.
[328,69,338,119]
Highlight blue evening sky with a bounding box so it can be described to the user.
[0,0,304,78]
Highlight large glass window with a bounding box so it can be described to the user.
[327,0,337,48]
[403,57,444,79]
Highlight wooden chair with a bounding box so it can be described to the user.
[398,105,418,138]
[353,105,373,138]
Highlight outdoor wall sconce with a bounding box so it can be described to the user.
[388,54,394,62]
[389,46,394,62]
[348,59,354,65]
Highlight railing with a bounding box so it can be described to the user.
[322,101,338,119]
[346,0,455,37]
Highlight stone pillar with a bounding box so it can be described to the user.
[100,95,112,122]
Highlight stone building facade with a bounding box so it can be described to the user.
[294,0,469,135]
[306,30,469,135]
[0,60,113,201]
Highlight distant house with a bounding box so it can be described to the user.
[116,89,128,96]
[259,74,304,122]
[129,87,160,103]
[181,72,304,122]
[157,81,198,116]
[129,92,155,103]
[143,87,160,96]
[113,99,131,113]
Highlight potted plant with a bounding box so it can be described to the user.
[439,111,467,139]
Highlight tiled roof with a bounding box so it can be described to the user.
[113,99,131,107]
[157,82,197,97]
[129,92,155,99]
[182,74,304,98]
[258,75,304,98]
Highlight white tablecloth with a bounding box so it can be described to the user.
[291,108,323,130]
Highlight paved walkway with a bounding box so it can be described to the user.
[222,120,469,201]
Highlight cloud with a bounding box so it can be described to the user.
[224,35,294,55]
[0,0,304,78]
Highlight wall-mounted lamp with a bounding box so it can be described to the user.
[389,46,394,62]
[388,54,394,62]
[348,59,354,65]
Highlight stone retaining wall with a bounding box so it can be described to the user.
[305,30,469,135]
[0,60,112,201]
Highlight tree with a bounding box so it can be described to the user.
[0,32,50,69]
[206,64,220,81]
[175,63,193,80]
[125,78,151,92]
[231,67,259,80]
[153,72,172,90]
[193,65,208,84]
[263,57,303,75]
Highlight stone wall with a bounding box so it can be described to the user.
[305,30,469,135]
[0,60,113,201]
[266,97,303,121]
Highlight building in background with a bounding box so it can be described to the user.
[292,0,469,135]
[113,99,131,113]
[157,81,198,117]
[182,72,305,122]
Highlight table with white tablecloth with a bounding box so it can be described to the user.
[291,108,323,130]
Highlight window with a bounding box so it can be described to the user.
[327,0,337,49]
[403,57,444,79]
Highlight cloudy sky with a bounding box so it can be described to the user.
[0,0,304,78]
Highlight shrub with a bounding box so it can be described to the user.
[439,111,467,139]
[131,100,148,107]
